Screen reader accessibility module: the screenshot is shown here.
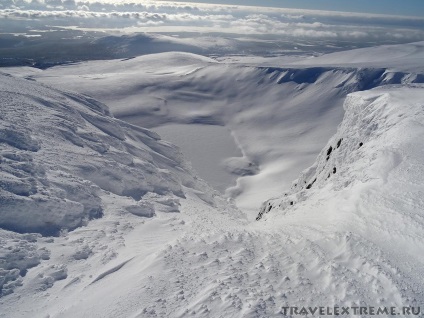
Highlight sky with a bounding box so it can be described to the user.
[166,0,424,17]
[1,0,424,45]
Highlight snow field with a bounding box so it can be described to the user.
[1,41,424,317]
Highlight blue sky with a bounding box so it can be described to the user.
[168,0,424,17]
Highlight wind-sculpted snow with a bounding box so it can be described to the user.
[0,231,50,297]
[257,85,424,220]
[0,73,213,236]
[254,85,424,313]
[0,71,227,296]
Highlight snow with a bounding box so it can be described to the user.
[0,71,234,299]
[0,231,47,297]
[292,41,424,73]
[254,84,424,314]
[0,71,219,235]
[5,42,424,217]
[154,124,243,193]
[1,41,424,317]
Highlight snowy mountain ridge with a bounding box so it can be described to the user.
[1,41,424,317]
[292,41,424,73]
[250,84,424,315]
[257,84,424,221]
[4,43,424,216]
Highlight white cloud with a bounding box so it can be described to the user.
[1,0,424,42]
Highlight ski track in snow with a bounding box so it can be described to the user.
[1,42,424,317]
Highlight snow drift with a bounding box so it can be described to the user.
[0,72,213,236]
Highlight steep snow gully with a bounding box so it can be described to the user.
[1,42,424,317]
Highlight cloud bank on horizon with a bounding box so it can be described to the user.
[1,0,424,42]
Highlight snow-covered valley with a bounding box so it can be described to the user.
[5,42,424,217]
[1,40,424,318]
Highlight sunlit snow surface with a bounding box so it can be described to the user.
[5,42,424,217]
[1,42,424,317]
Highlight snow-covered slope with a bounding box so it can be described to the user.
[1,43,424,317]
[293,41,424,73]
[254,84,424,312]
[4,42,424,217]
[92,33,206,57]
[258,84,424,222]
[0,72,199,235]
[2,83,424,318]
[0,72,233,297]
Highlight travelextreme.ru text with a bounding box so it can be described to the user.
[280,306,421,316]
